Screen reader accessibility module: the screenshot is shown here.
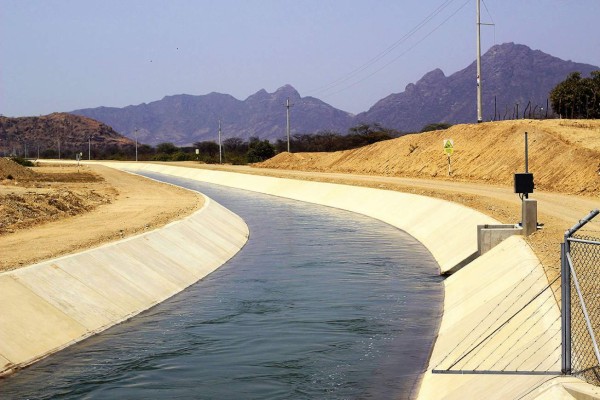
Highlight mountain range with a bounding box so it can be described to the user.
[70,43,598,146]
[72,85,353,146]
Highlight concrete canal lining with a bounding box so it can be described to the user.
[99,163,579,400]
[2,162,589,398]
[106,162,500,275]
[0,194,249,376]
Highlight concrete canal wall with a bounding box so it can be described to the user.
[0,194,249,376]
[107,162,499,275]
[102,163,577,399]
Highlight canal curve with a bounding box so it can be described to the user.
[0,174,443,400]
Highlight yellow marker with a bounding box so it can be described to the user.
[443,139,454,156]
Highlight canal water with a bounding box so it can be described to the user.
[1,174,443,400]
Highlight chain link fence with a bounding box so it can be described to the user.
[562,210,600,385]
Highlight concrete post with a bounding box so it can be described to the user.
[522,199,538,236]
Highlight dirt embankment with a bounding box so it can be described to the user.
[258,119,600,196]
[0,159,203,271]
[0,159,111,234]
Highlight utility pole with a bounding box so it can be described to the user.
[134,129,138,162]
[88,135,92,160]
[58,139,61,160]
[285,98,293,153]
[218,119,222,164]
[476,0,483,123]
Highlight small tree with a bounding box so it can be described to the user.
[156,142,178,155]
[550,71,600,119]
[193,141,219,159]
[247,139,275,163]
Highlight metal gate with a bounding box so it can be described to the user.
[561,209,600,385]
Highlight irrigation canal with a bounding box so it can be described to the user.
[1,173,443,399]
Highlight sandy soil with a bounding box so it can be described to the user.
[0,160,203,272]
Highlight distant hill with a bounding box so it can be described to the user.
[71,85,354,146]
[355,43,599,131]
[68,43,599,145]
[0,113,134,158]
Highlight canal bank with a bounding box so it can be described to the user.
[0,193,249,377]
[101,162,578,399]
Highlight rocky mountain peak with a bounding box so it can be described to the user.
[416,68,446,86]
[274,84,301,99]
[357,42,599,131]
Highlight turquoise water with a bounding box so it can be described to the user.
[0,174,442,399]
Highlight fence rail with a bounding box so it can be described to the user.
[561,209,600,385]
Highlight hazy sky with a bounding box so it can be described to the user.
[2,0,599,117]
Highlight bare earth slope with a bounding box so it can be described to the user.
[258,119,600,196]
[0,160,203,271]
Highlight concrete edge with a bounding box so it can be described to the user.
[99,161,500,274]
[0,190,249,376]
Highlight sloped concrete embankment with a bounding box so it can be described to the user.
[0,195,249,376]
[104,162,499,274]
[103,163,569,399]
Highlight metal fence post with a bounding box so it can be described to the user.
[561,240,571,374]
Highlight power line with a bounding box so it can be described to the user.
[307,0,460,96]
[481,0,495,25]
[317,0,471,100]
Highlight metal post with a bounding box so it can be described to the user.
[476,0,483,123]
[525,131,529,173]
[561,241,571,374]
[524,132,529,199]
